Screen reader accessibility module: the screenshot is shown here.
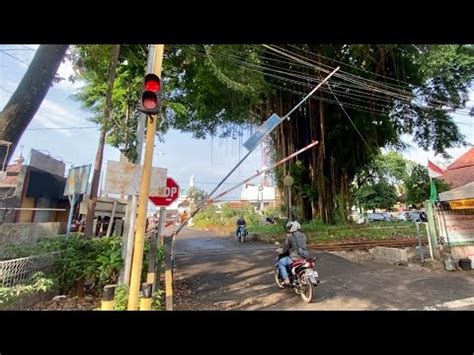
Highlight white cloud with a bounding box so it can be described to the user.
[30,98,92,137]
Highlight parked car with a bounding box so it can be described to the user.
[367,213,392,222]
[396,212,411,221]
[411,211,427,222]
[397,211,427,222]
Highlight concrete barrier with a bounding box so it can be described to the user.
[369,247,416,264]
[0,222,66,258]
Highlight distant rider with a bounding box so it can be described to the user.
[236,216,247,237]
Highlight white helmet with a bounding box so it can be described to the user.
[286,220,301,233]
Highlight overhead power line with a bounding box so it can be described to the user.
[0,50,29,66]
[25,126,97,131]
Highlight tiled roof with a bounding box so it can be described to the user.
[0,164,21,188]
[444,166,474,189]
[447,148,474,171]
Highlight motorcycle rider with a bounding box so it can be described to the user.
[278,220,309,286]
[236,216,247,238]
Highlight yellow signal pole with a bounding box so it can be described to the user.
[127,44,164,310]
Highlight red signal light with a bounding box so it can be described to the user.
[143,93,158,110]
[139,73,162,114]
[144,77,160,92]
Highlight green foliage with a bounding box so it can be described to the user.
[356,152,409,189]
[248,224,285,236]
[141,240,164,283]
[70,45,148,161]
[419,45,474,110]
[376,152,409,187]
[113,284,128,311]
[331,194,348,225]
[56,236,123,293]
[151,290,165,310]
[355,180,398,211]
[405,164,451,204]
[263,206,284,218]
[9,236,124,294]
[5,243,42,258]
[251,221,425,244]
[192,203,261,228]
[7,235,164,298]
[242,207,261,226]
[113,284,164,311]
[163,45,268,138]
[0,272,55,308]
[354,151,419,210]
[186,186,208,206]
[290,206,304,222]
[70,45,268,160]
[192,204,221,228]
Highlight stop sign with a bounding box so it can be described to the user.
[149,178,180,206]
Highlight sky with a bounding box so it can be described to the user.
[0,45,473,201]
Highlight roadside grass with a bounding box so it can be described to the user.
[248,221,426,244]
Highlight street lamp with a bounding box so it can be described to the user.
[283,174,294,221]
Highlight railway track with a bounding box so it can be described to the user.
[309,238,427,251]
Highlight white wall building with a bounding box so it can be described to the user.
[240,184,276,210]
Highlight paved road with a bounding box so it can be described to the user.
[174,228,474,310]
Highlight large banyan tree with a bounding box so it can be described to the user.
[73,44,474,223]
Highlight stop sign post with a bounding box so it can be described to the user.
[149,178,180,206]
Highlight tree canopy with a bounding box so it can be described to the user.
[405,164,451,205]
[70,44,473,223]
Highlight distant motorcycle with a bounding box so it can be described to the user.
[274,249,320,303]
[236,225,248,243]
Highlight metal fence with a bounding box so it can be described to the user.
[0,252,59,287]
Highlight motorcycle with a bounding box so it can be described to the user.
[236,225,248,243]
[274,248,320,303]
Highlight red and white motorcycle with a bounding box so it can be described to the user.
[274,249,320,303]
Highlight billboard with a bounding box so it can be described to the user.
[64,164,91,196]
[243,113,281,151]
[442,212,474,246]
[104,160,167,196]
[449,199,474,210]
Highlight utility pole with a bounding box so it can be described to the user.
[84,45,121,238]
[127,44,164,310]
[120,46,152,286]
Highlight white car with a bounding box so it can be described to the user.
[367,213,392,222]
